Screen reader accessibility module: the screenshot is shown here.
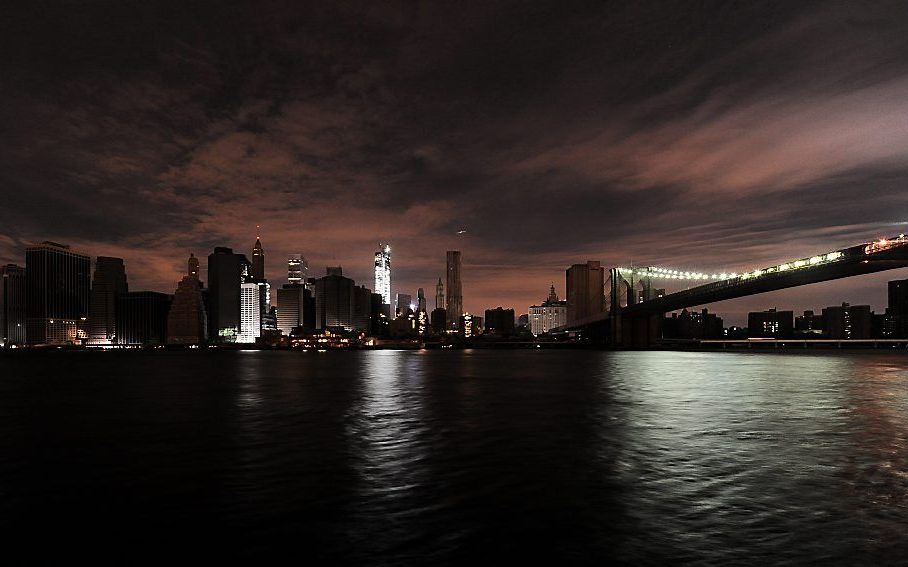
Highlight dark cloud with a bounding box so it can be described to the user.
[2,0,908,321]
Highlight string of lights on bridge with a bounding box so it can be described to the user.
[619,251,849,282]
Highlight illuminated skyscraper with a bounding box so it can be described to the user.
[87,256,128,345]
[238,282,261,344]
[26,241,91,345]
[252,228,265,280]
[288,254,308,284]
[374,243,391,306]
[445,251,462,329]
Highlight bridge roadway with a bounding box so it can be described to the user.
[567,235,908,336]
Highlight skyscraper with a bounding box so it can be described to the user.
[374,243,391,306]
[445,251,463,329]
[26,241,91,345]
[238,282,261,344]
[353,285,373,332]
[315,267,356,330]
[417,288,426,313]
[87,256,128,345]
[167,254,208,345]
[435,277,444,310]
[396,292,412,317]
[1,264,26,347]
[288,254,308,285]
[277,284,310,336]
[566,261,605,326]
[252,228,265,280]
[117,291,171,346]
[208,247,251,343]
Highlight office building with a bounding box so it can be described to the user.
[887,279,908,337]
[208,247,251,343]
[446,251,463,329]
[353,285,373,332]
[252,230,265,280]
[374,243,391,306]
[238,282,261,343]
[370,292,389,338]
[484,307,515,336]
[87,257,128,345]
[167,253,208,345]
[396,293,412,317]
[417,288,426,313]
[277,284,308,336]
[26,241,91,345]
[431,307,447,334]
[288,254,308,285]
[747,308,793,339]
[435,277,444,310]
[566,261,605,326]
[529,285,567,336]
[117,291,171,345]
[1,264,26,347]
[315,267,355,330]
[822,302,871,339]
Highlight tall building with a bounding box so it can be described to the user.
[277,284,307,336]
[315,267,356,330]
[117,292,171,346]
[431,307,447,334]
[484,307,515,336]
[887,279,908,338]
[87,256,128,345]
[26,241,91,345]
[435,277,444,310]
[353,285,373,332]
[566,261,604,326]
[446,251,463,329]
[529,285,567,336]
[166,254,208,345]
[396,293,412,317]
[238,282,261,344]
[208,247,251,343]
[1,264,26,347]
[417,288,426,313]
[374,243,391,307]
[288,254,308,285]
[252,229,265,280]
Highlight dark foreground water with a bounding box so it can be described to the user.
[1,350,907,564]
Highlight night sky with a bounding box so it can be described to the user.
[4,1,908,323]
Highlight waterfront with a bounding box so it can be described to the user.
[1,350,907,564]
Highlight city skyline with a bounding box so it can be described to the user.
[6,3,908,322]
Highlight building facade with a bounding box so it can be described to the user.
[26,241,91,345]
[166,253,208,345]
[117,291,171,345]
[484,307,515,336]
[445,251,463,329]
[529,286,567,336]
[396,293,412,317]
[822,302,871,339]
[277,284,306,336]
[87,256,128,345]
[315,267,355,330]
[747,308,794,338]
[207,247,251,343]
[288,254,307,285]
[252,232,265,280]
[238,282,261,343]
[566,261,604,326]
[1,264,26,347]
[374,243,391,306]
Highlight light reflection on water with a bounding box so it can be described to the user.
[1,350,907,564]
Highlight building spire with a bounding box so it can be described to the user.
[547,283,558,303]
[252,227,265,280]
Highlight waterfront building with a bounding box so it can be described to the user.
[237,282,261,344]
[484,307,515,336]
[822,302,871,339]
[529,285,567,336]
[166,253,208,345]
[374,243,391,306]
[207,247,251,343]
[445,251,463,329]
[117,291,171,346]
[747,308,793,339]
[353,285,373,332]
[566,261,604,326]
[887,279,908,338]
[315,267,356,331]
[1,264,26,347]
[396,293,412,317]
[25,241,91,345]
[794,310,824,336]
[86,257,128,345]
[277,284,306,336]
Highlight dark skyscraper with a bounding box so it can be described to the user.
[353,285,373,332]
[435,277,444,310]
[252,229,265,280]
[566,261,605,326]
[417,287,426,313]
[117,291,171,345]
[167,255,208,345]
[208,247,251,343]
[445,251,463,329]
[25,241,91,345]
[887,279,908,338]
[315,267,356,331]
[396,292,412,317]
[1,264,26,347]
[277,283,310,336]
[87,256,128,345]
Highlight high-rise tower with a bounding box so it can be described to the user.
[417,288,426,313]
[87,256,128,345]
[26,241,91,345]
[252,227,265,280]
[445,251,463,329]
[188,253,200,280]
[288,254,308,284]
[435,277,444,310]
[374,243,391,306]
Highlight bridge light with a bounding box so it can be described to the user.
[809,256,822,264]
